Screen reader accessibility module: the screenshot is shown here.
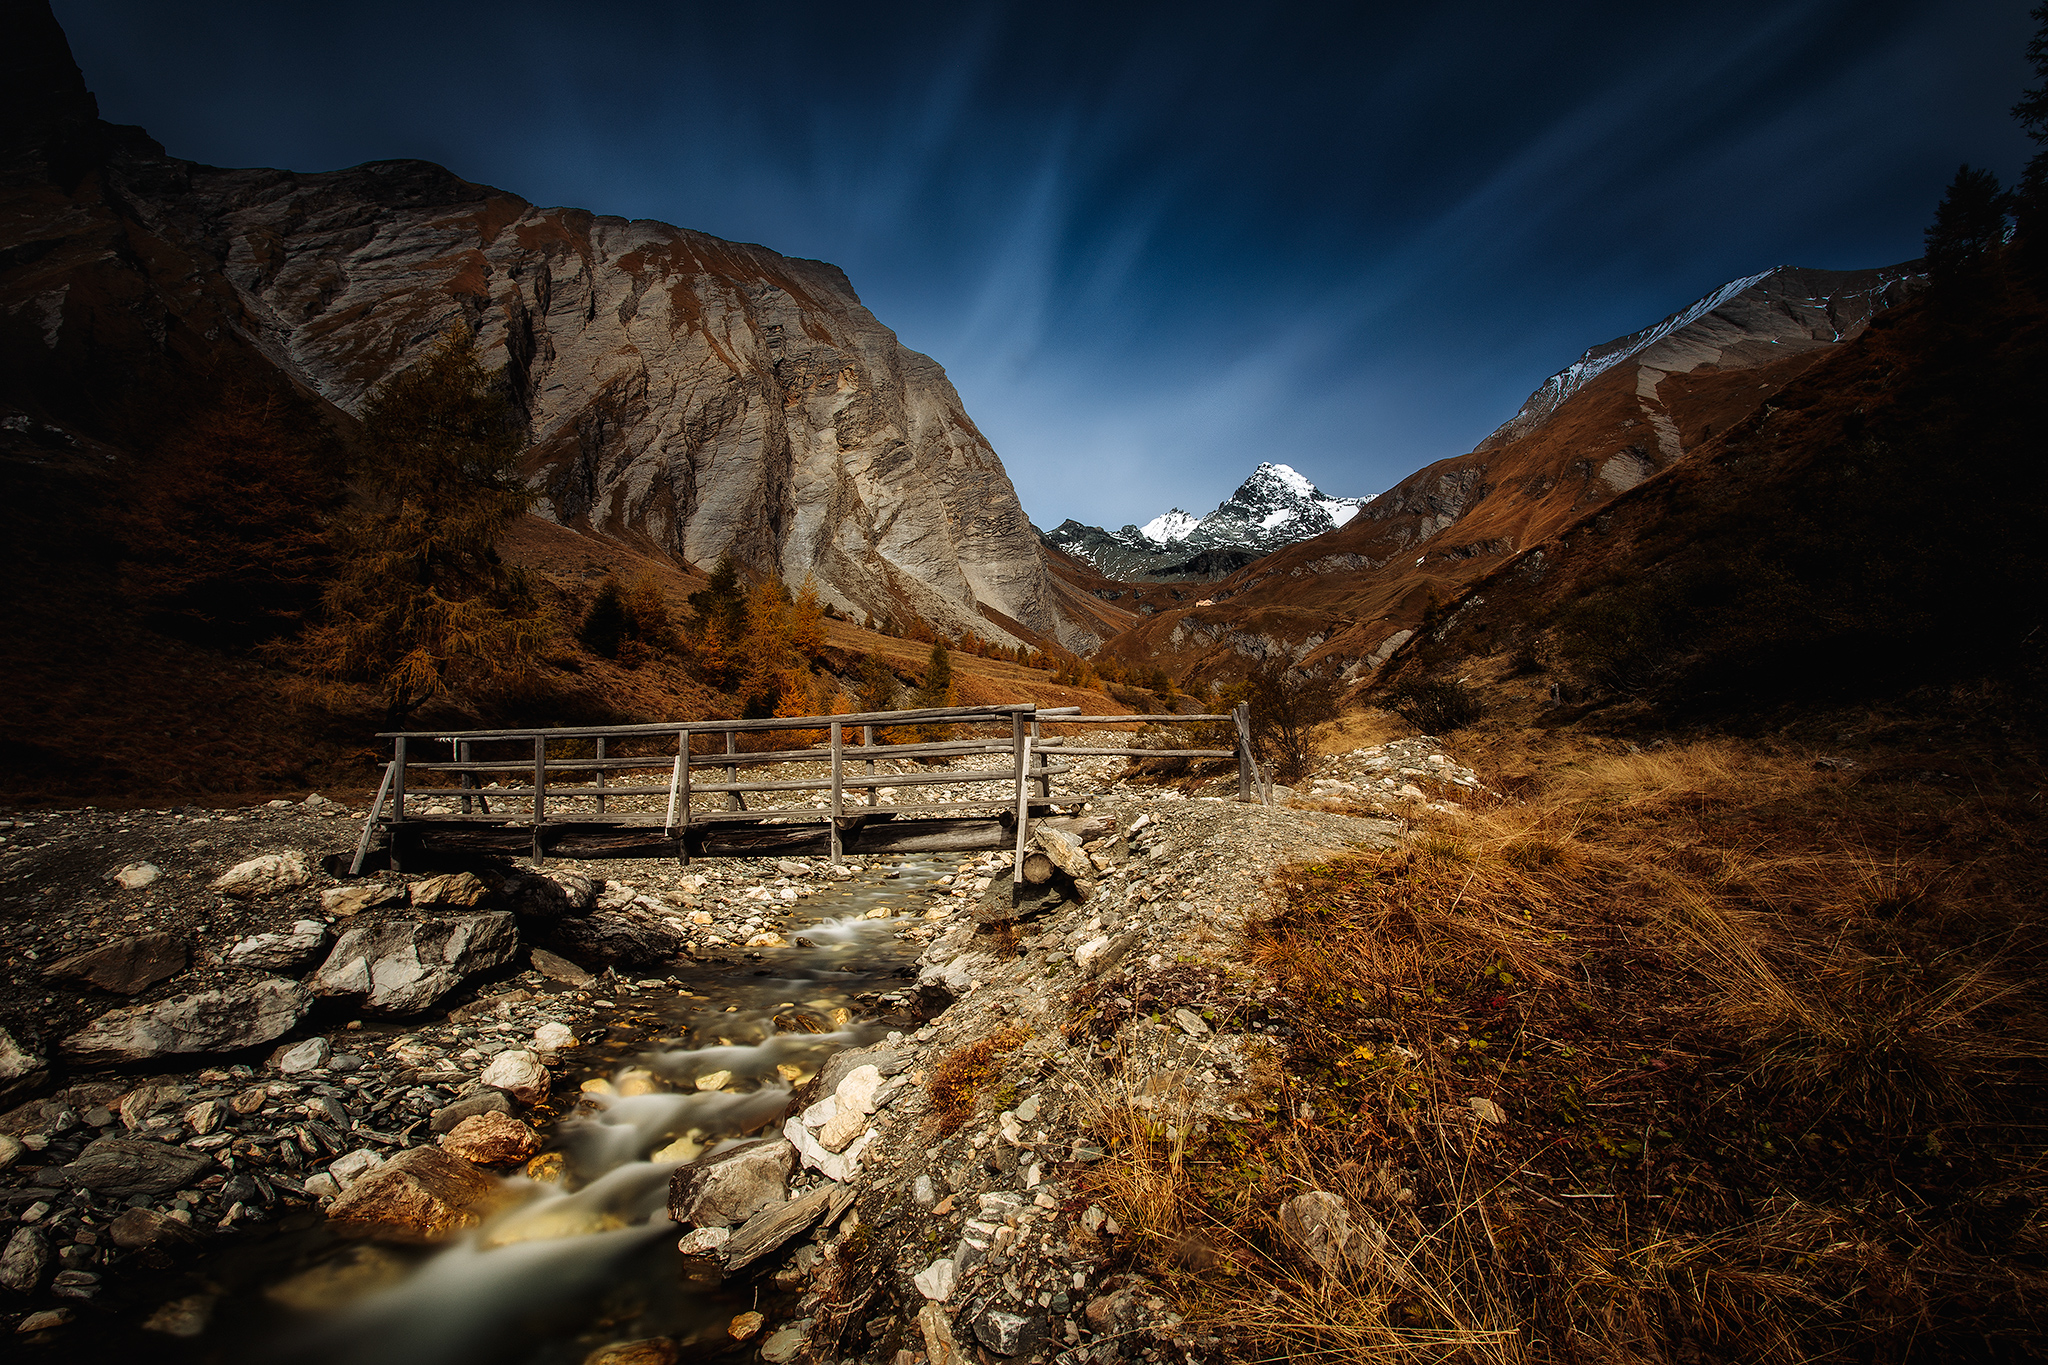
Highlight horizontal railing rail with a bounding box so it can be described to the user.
[350,701,1266,874]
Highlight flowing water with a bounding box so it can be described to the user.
[78,857,956,1364]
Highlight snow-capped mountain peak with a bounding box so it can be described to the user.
[1038,462,1378,581]
[1138,509,1200,543]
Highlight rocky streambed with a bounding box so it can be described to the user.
[0,736,1468,1363]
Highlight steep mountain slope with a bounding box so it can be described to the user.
[0,4,1088,651]
[1040,462,1374,580]
[1092,262,1924,680]
[1380,280,2048,723]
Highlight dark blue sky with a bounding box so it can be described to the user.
[55,1,2034,529]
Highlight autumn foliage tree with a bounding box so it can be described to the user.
[121,384,346,645]
[294,327,547,723]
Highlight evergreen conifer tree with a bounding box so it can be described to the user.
[1924,164,2009,286]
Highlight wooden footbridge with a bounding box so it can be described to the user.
[349,702,1262,874]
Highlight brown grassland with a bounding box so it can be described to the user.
[1079,723,2048,1362]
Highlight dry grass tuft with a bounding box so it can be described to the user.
[926,1025,1031,1136]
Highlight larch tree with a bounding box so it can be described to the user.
[296,326,547,723]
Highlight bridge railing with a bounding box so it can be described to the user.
[349,701,1261,873]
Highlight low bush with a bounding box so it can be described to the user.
[1381,677,1486,733]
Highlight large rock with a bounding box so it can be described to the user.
[1279,1190,1389,1277]
[0,1026,48,1105]
[1033,827,1093,881]
[410,872,490,907]
[544,905,684,969]
[497,870,599,921]
[324,1145,510,1241]
[666,1138,793,1228]
[61,978,312,1065]
[310,913,520,1014]
[106,1206,195,1250]
[439,1112,541,1165]
[529,948,595,988]
[60,1135,213,1195]
[211,852,313,898]
[43,933,187,994]
[430,1091,514,1133]
[228,920,329,971]
[321,882,408,917]
[1,1226,49,1294]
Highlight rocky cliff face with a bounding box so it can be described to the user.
[0,7,1087,650]
[1039,462,1374,581]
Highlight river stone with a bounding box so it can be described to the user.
[913,1256,957,1301]
[107,1206,192,1250]
[273,1036,331,1075]
[759,1321,812,1365]
[0,1025,48,1105]
[60,1136,212,1195]
[328,1148,387,1189]
[140,1293,215,1337]
[430,1090,514,1133]
[110,862,160,890]
[61,977,312,1065]
[1034,827,1092,881]
[666,1137,792,1228]
[478,1049,550,1104]
[1,1225,49,1294]
[309,912,520,1015]
[544,905,684,969]
[211,851,312,898]
[43,933,187,994]
[229,920,329,971]
[975,1309,1047,1357]
[582,1339,679,1365]
[324,1145,507,1242]
[818,1108,867,1153]
[410,872,489,907]
[529,948,595,988]
[321,883,407,917]
[439,1112,541,1165]
[533,1022,577,1052]
[813,1043,912,1099]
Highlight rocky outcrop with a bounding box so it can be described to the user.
[0,12,1090,649]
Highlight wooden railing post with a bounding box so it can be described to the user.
[531,735,547,866]
[458,739,473,815]
[863,724,877,806]
[724,730,745,811]
[1235,702,1254,803]
[595,735,607,814]
[390,735,408,872]
[1030,714,1051,799]
[829,720,844,864]
[678,729,692,864]
[392,734,408,823]
[1011,713,1030,885]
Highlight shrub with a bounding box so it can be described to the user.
[1381,677,1485,733]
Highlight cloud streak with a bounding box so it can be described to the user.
[56,0,2034,527]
